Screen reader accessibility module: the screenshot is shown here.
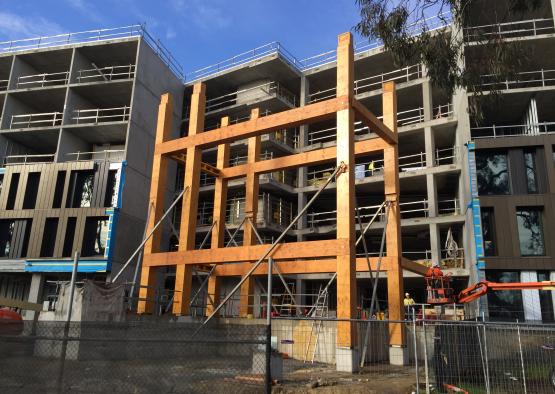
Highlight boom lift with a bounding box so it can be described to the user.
[426,268,555,305]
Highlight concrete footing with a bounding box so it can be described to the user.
[389,345,409,366]
[336,347,359,372]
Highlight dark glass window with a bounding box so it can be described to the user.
[523,151,538,194]
[476,151,510,195]
[67,170,94,208]
[62,217,77,257]
[22,172,41,209]
[6,173,20,210]
[0,220,14,257]
[516,207,545,256]
[0,174,4,194]
[104,170,117,207]
[486,270,524,321]
[81,216,109,257]
[40,218,58,257]
[52,171,66,209]
[537,271,554,322]
[481,207,496,256]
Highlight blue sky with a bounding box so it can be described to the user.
[0,0,363,75]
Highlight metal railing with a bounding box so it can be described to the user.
[262,169,297,187]
[435,146,458,165]
[308,64,423,104]
[479,68,555,91]
[0,24,184,80]
[73,106,130,124]
[205,81,297,113]
[229,150,273,167]
[471,121,555,139]
[3,153,55,166]
[65,149,125,162]
[16,71,69,88]
[0,79,9,90]
[76,64,136,83]
[10,111,63,129]
[464,17,555,41]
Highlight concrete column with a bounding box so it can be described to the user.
[429,223,441,266]
[294,278,305,316]
[551,1,555,21]
[297,76,310,242]
[426,174,437,217]
[25,273,45,319]
[521,271,542,321]
[424,126,435,168]
[422,73,433,122]
[550,272,555,320]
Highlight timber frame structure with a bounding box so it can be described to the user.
[138,32,427,353]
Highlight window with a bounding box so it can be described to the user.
[104,170,117,207]
[480,207,496,256]
[537,271,554,322]
[0,174,3,195]
[6,173,20,210]
[523,151,538,194]
[81,216,109,257]
[62,217,77,257]
[516,207,545,256]
[0,219,31,258]
[40,218,59,257]
[22,172,41,209]
[486,270,525,321]
[52,171,66,209]
[0,220,14,257]
[67,170,94,208]
[476,151,510,195]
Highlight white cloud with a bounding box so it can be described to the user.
[170,0,232,31]
[166,27,176,40]
[0,12,65,40]
[64,0,102,23]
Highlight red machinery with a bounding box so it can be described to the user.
[425,269,555,305]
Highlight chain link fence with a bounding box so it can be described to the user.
[0,318,554,393]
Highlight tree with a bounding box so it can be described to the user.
[354,0,542,120]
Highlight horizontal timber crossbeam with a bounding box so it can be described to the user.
[142,239,349,267]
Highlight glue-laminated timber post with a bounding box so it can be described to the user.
[206,116,230,316]
[240,108,261,317]
[383,81,406,347]
[335,32,357,350]
[173,83,205,316]
[137,93,174,314]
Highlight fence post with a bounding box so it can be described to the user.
[412,310,420,394]
[517,321,528,394]
[482,313,491,393]
[422,319,430,394]
[56,251,80,393]
[265,257,273,393]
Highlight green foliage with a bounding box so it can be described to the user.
[354,0,542,120]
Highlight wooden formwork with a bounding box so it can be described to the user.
[138,32,426,348]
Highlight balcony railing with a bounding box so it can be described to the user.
[435,146,458,166]
[0,24,184,81]
[229,151,273,167]
[471,121,555,139]
[10,112,63,129]
[65,149,125,162]
[205,81,297,113]
[16,71,69,89]
[0,79,8,90]
[76,64,136,83]
[479,68,555,91]
[464,18,555,42]
[73,106,130,124]
[359,248,464,268]
[3,153,55,166]
[307,198,459,228]
[307,104,453,146]
[308,64,423,104]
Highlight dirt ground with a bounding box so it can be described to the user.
[273,363,419,394]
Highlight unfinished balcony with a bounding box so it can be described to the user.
[8,48,72,91]
[202,80,297,119]
[0,56,10,92]
[15,71,69,90]
[9,111,62,130]
[464,17,555,42]
[75,64,135,84]
[72,107,130,125]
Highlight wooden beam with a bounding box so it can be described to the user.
[205,276,222,316]
[138,92,173,314]
[241,108,261,317]
[211,116,230,249]
[142,239,349,267]
[154,96,349,155]
[220,137,389,179]
[174,82,205,316]
[352,98,397,145]
[382,81,405,347]
[0,296,42,312]
[200,162,220,177]
[401,258,428,276]
[335,31,357,349]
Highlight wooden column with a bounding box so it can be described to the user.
[335,32,357,348]
[173,83,205,316]
[138,93,174,314]
[239,107,261,317]
[206,116,230,316]
[383,81,405,346]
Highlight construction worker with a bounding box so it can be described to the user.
[367,160,375,176]
[403,292,415,307]
[426,264,444,300]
